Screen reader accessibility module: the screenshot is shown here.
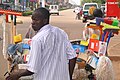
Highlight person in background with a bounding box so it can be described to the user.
[89,6,96,16]
[6,7,76,80]
[73,7,82,20]
[25,25,37,38]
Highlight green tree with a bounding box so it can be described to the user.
[82,0,106,5]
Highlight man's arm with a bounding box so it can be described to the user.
[6,69,34,80]
[18,69,34,77]
[69,57,77,80]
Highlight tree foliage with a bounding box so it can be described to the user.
[82,0,106,5]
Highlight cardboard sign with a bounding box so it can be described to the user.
[88,39,99,52]
[77,53,88,61]
[87,55,98,69]
[98,41,107,57]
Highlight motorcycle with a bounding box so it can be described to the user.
[82,12,95,23]
[82,12,88,22]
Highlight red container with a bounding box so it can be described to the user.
[104,18,113,25]
[88,39,99,52]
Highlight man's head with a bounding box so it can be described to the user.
[31,7,50,31]
[93,9,103,18]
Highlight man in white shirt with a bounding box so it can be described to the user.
[6,7,76,80]
[73,7,82,20]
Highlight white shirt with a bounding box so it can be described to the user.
[27,24,76,80]
[74,7,81,14]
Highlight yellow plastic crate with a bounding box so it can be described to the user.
[91,34,99,39]
[14,34,22,43]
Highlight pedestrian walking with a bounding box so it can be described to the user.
[5,7,77,80]
[73,7,82,20]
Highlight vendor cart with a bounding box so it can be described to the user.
[71,17,120,80]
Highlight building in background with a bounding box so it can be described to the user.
[0,0,73,10]
[68,0,82,6]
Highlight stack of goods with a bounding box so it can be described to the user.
[5,34,33,79]
[6,34,31,71]
[71,18,120,80]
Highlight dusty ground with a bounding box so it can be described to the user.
[73,57,120,80]
[109,56,120,80]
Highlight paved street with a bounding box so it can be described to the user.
[0,9,120,79]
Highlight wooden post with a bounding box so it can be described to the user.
[6,14,8,22]
[2,14,7,59]
[0,9,22,73]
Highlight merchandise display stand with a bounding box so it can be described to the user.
[71,18,120,79]
[0,10,22,77]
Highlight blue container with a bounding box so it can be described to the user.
[22,43,30,49]
[72,45,86,53]
[80,45,86,53]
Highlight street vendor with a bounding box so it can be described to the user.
[6,7,77,80]
[83,9,103,40]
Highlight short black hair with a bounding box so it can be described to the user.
[93,9,103,18]
[34,7,50,20]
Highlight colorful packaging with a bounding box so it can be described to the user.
[88,39,99,52]
[96,17,104,25]
[104,19,113,25]
[112,19,119,26]
[80,40,89,46]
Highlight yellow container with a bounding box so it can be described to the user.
[91,34,99,39]
[14,34,22,43]
[80,40,89,46]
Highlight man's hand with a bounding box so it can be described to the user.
[6,69,34,80]
[6,71,20,80]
